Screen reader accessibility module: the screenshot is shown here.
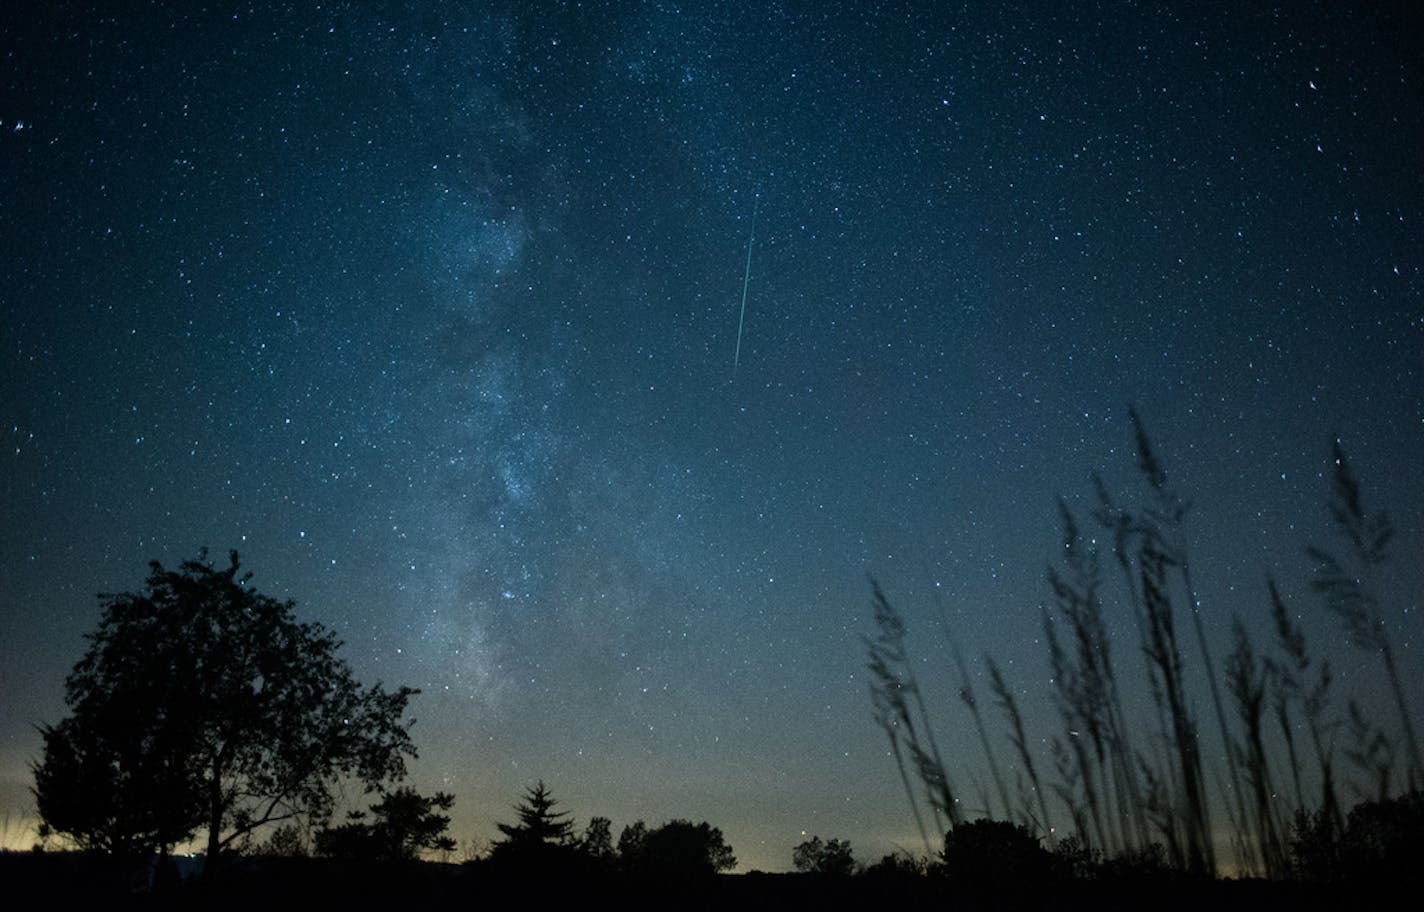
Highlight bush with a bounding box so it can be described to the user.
[941,819,1050,888]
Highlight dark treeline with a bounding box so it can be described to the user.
[5,813,1414,911]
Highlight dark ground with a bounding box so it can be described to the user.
[0,851,1395,911]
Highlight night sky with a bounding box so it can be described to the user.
[2,1,1420,871]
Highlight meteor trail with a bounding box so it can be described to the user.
[733,190,760,370]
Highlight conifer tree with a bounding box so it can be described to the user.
[494,780,574,849]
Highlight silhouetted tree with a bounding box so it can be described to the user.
[617,819,648,863]
[1047,833,1100,881]
[370,787,456,861]
[792,835,855,876]
[940,818,1051,889]
[1290,806,1344,882]
[314,787,454,862]
[1291,790,1424,883]
[32,550,418,875]
[260,822,309,857]
[489,780,579,872]
[32,710,202,859]
[581,816,615,862]
[861,850,929,881]
[1337,790,1424,882]
[314,810,378,862]
[495,781,574,849]
[631,820,736,877]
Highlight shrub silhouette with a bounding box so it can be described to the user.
[940,818,1050,888]
[861,850,929,881]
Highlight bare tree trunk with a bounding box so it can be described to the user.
[204,752,223,880]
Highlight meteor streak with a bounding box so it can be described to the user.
[733,190,760,370]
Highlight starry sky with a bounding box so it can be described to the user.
[2,1,1421,871]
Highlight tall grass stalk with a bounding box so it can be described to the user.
[987,656,1055,841]
[865,580,963,851]
[1344,700,1396,803]
[1138,540,1214,873]
[1265,582,1306,810]
[1044,608,1110,853]
[1127,408,1244,872]
[1226,618,1288,877]
[1307,440,1422,791]
[1046,501,1150,855]
[864,418,1414,880]
[954,647,1013,822]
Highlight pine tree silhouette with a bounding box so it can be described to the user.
[495,781,574,849]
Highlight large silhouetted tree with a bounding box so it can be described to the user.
[32,550,418,874]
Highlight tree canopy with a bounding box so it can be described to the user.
[793,835,856,876]
[940,818,1051,888]
[617,819,649,862]
[32,549,419,871]
[628,819,736,877]
[314,787,455,862]
[581,815,615,861]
